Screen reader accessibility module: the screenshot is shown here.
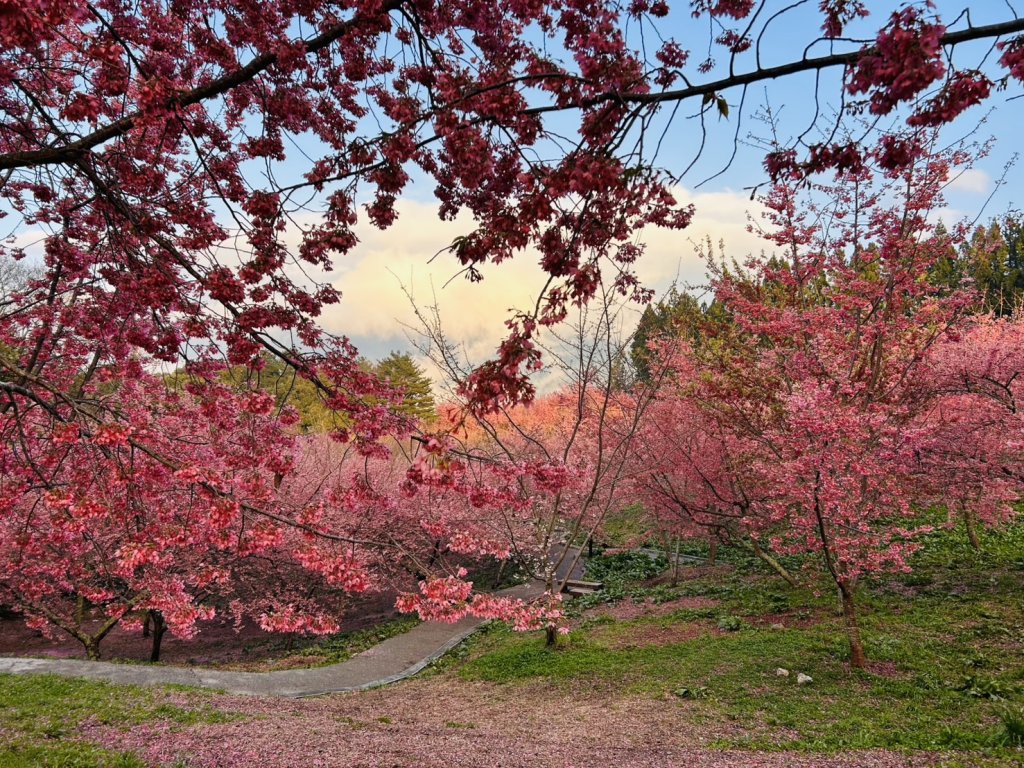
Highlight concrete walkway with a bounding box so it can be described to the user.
[0,582,540,698]
[637,547,706,565]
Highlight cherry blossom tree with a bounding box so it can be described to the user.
[918,318,1024,548]
[409,284,666,642]
[277,433,565,636]
[0,373,343,660]
[635,136,1023,668]
[630,376,800,586]
[3,1,1024,415]
[0,369,564,659]
[4,0,1024,650]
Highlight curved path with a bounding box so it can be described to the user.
[0,582,540,698]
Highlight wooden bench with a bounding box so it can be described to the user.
[561,579,604,597]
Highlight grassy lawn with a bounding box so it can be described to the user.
[0,675,234,767]
[454,521,1024,764]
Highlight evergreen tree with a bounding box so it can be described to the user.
[630,290,712,382]
[944,214,1024,315]
[376,352,436,424]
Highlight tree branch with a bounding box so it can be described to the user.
[0,0,406,171]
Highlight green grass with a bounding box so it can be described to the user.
[453,521,1024,764]
[600,504,653,547]
[583,550,666,586]
[0,741,147,768]
[0,675,234,768]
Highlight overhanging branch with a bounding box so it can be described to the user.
[2,15,1021,172]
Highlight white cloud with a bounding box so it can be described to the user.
[639,187,773,291]
[927,206,971,229]
[320,199,545,362]
[316,188,774,368]
[3,227,49,264]
[946,168,992,196]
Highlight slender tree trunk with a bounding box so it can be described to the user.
[427,539,442,568]
[671,538,682,586]
[149,610,167,662]
[838,581,866,669]
[545,624,557,647]
[708,536,718,566]
[75,595,86,627]
[962,506,981,550]
[142,609,152,638]
[494,559,507,588]
[746,538,798,587]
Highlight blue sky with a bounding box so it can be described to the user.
[323,0,1024,366]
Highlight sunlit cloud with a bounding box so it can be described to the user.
[928,207,972,229]
[318,188,774,367]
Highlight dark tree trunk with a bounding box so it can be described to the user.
[83,638,100,661]
[75,595,86,628]
[545,624,557,647]
[149,610,167,662]
[838,581,866,669]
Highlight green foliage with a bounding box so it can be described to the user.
[600,505,653,548]
[907,509,1024,573]
[164,349,436,433]
[996,706,1024,747]
[0,742,147,768]
[956,676,1017,701]
[630,289,712,382]
[165,353,340,433]
[584,551,666,587]
[716,615,743,632]
[930,214,1024,315]
[567,548,805,618]
[231,354,342,433]
[564,552,668,615]
[562,587,628,615]
[373,352,435,424]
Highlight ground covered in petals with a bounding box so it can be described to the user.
[75,680,940,768]
[0,592,401,669]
